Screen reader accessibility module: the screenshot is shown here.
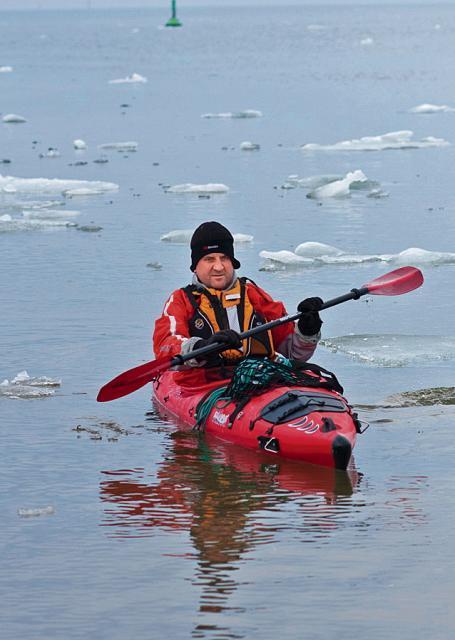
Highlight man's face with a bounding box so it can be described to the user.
[194,253,235,290]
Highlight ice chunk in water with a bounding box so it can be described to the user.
[0,371,61,398]
[260,243,455,270]
[201,110,262,119]
[12,371,61,386]
[307,169,368,198]
[259,250,312,266]
[98,141,138,151]
[294,242,344,257]
[12,371,30,383]
[40,148,60,158]
[63,187,115,197]
[321,334,455,367]
[2,113,26,123]
[165,183,229,194]
[387,386,455,407]
[160,229,193,243]
[22,209,80,219]
[73,139,87,150]
[161,229,253,243]
[302,130,450,151]
[367,188,389,198]
[9,199,66,210]
[391,247,455,265]
[240,141,260,151]
[109,72,147,84]
[0,174,118,195]
[409,103,455,114]
[286,174,343,189]
[233,233,253,243]
[0,66,13,72]
[18,506,55,517]
[0,218,76,232]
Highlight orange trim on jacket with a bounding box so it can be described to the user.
[153,279,294,362]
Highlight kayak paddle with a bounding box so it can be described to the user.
[97,265,423,402]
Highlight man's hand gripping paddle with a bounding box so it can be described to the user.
[97,266,424,402]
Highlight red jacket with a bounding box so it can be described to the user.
[154,280,294,360]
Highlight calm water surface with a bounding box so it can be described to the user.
[1,5,455,639]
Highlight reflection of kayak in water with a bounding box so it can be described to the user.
[153,360,363,470]
[201,432,360,498]
[100,430,360,538]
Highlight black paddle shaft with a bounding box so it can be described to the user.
[170,286,369,367]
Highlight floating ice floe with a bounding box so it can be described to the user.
[307,24,326,31]
[409,103,455,114]
[2,113,26,123]
[367,188,389,198]
[390,247,455,265]
[360,37,374,46]
[0,66,13,72]
[259,243,455,271]
[98,141,138,151]
[18,506,55,518]
[64,187,110,197]
[284,174,343,190]
[232,233,254,243]
[320,334,455,367]
[307,169,368,198]
[0,174,118,195]
[0,371,61,399]
[0,215,76,232]
[240,141,260,151]
[301,130,450,151]
[285,172,378,191]
[201,110,262,119]
[109,72,147,84]
[40,148,60,158]
[73,139,87,150]
[6,199,66,210]
[22,208,80,219]
[259,250,312,267]
[282,171,382,198]
[294,241,344,257]
[160,229,253,243]
[386,386,455,407]
[165,183,229,194]
[160,229,193,243]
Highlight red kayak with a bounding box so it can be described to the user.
[153,366,361,470]
[98,268,422,469]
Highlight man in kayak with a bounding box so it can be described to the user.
[153,221,322,377]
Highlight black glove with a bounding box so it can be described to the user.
[194,329,242,362]
[297,297,323,336]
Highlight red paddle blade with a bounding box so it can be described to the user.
[97,356,173,402]
[363,266,424,296]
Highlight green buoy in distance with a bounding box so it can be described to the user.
[166,0,182,27]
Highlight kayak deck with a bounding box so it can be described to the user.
[153,370,359,470]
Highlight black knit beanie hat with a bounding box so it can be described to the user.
[190,221,241,271]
